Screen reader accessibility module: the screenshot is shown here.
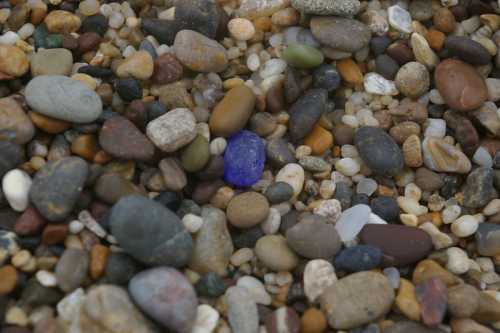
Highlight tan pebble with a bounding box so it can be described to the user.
[71,73,97,90]
[480,14,500,31]
[116,50,154,80]
[0,265,18,295]
[422,137,471,173]
[44,10,81,33]
[11,250,31,268]
[0,45,29,77]
[395,278,420,321]
[412,259,459,286]
[223,77,245,90]
[301,308,328,333]
[403,134,423,168]
[228,18,256,41]
[337,58,363,85]
[410,32,439,69]
[6,306,28,326]
[226,191,269,228]
[90,244,109,280]
[451,318,493,333]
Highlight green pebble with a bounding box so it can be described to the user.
[33,24,49,50]
[45,34,63,49]
[282,43,324,69]
[181,134,210,172]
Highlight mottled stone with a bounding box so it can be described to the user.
[146,108,197,153]
[291,0,360,16]
[311,17,371,52]
[55,249,89,292]
[0,97,34,145]
[416,277,448,327]
[463,167,497,208]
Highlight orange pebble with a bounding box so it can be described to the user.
[301,308,328,333]
[0,265,17,295]
[337,58,363,85]
[71,134,99,161]
[304,124,333,155]
[90,244,110,280]
[426,29,445,51]
[29,111,71,134]
[253,17,272,32]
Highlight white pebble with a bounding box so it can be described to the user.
[404,183,422,201]
[275,163,304,198]
[2,169,32,212]
[473,146,493,168]
[397,196,428,216]
[356,178,377,196]
[341,144,358,158]
[368,213,388,224]
[451,215,479,237]
[424,118,446,138]
[57,288,86,324]
[210,137,227,155]
[303,259,337,302]
[388,5,413,33]
[100,4,113,16]
[78,210,107,238]
[122,45,136,58]
[259,59,287,79]
[0,31,19,45]
[335,158,360,176]
[17,23,35,40]
[383,267,400,289]
[36,270,58,287]
[182,214,204,233]
[335,204,371,242]
[313,199,342,223]
[261,208,281,235]
[442,204,461,224]
[446,247,470,275]
[228,18,255,41]
[192,304,220,333]
[108,11,125,29]
[420,222,453,249]
[230,248,254,266]
[237,276,271,305]
[246,53,261,71]
[68,220,85,234]
[342,114,359,128]
[364,72,399,96]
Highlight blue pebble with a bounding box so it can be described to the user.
[334,245,382,272]
[224,130,265,187]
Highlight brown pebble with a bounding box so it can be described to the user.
[267,83,286,113]
[71,134,99,161]
[413,259,459,286]
[90,244,109,280]
[472,292,500,324]
[303,124,333,155]
[386,40,414,65]
[41,224,69,245]
[151,53,183,85]
[226,191,270,228]
[14,206,47,236]
[389,121,421,144]
[433,7,457,33]
[0,265,17,295]
[265,307,300,333]
[450,318,493,333]
[96,83,114,105]
[78,32,101,53]
[448,284,480,318]
[426,29,446,51]
[29,111,71,134]
[301,308,327,333]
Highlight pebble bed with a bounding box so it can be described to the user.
[2,0,500,332]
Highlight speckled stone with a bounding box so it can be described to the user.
[291,0,359,16]
[311,17,371,52]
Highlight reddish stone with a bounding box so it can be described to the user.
[151,53,183,85]
[41,224,69,245]
[416,277,448,327]
[14,206,46,236]
[78,32,101,53]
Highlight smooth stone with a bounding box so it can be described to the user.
[189,206,233,276]
[77,285,157,333]
[265,182,294,203]
[141,19,177,45]
[411,33,439,69]
[385,321,445,333]
[376,54,400,80]
[129,267,197,333]
[434,59,488,112]
[282,44,324,69]
[146,108,197,153]
[94,173,142,205]
[55,248,89,292]
[288,89,328,142]
[2,169,31,212]
[334,245,383,272]
[445,36,491,65]
[472,292,500,324]
[476,223,500,256]
[395,61,430,98]
[388,5,412,33]
[25,75,103,123]
[109,195,193,267]
[313,64,341,92]
[0,141,24,179]
[415,278,448,327]
[422,137,471,173]
[448,284,480,318]
[266,139,296,168]
[0,97,35,145]
[415,167,444,192]
[116,51,154,80]
[450,318,493,333]
[192,304,219,333]
[196,272,226,298]
[209,85,256,138]
[174,30,228,73]
[152,53,183,85]
[413,259,459,287]
[14,206,46,236]
[181,135,210,173]
[227,191,269,228]
[29,157,88,222]
[265,307,301,333]
[320,271,395,329]
[286,214,342,259]
[226,286,259,333]
[463,167,497,208]
[291,0,360,16]
[370,197,400,223]
[0,45,29,77]
[335,204,371,242]
[104,252,141,286]
[99,116,155,161]
[223,130,265,187]
[275,163,305,198]
[310,17,371,52]
[173,0,222,39]
[237,276,271,305]
[30,48,73,76]
[360,224,433,266]
[249,112,277,137]
[115,79,142,102]
[19,279,63,308]
[354,127,404,175]
[44,10,81,33]
[255,235,299,271]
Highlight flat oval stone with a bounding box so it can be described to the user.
[415,277,447,327]
[181,134,210,173]
[288,89,328,142]
[354,126,404,175]
[445,36,491,65]
[286,214,342,259]
[224,130,265,187]
[434,58,488,112]
[359,224,433,267]
[146,108,197,153]
[99,116,155,161]
[227,191,269,228]
[55,248,89,292]
[265,182,294,203]
[29,157,88,222]
[334,245,383,272]
[109,195,193,267]
[25,75,103,123]
[291,0,360,16]
[320,271,395,330]
[266,138,296,168]
[0,97,35,145]
[310,17,371,52]
[282,43,324,69]
[173,30,228,73]
[129,267,198,333]
[209,85,256,138]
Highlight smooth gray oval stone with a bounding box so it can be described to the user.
[25,75,103,123]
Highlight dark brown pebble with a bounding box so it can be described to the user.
[14,206,46,236]
[42,224,69,245]
[78,32,101,53]
[267,82,286,113]
[445,36,491,65]
[386,40,414,65]
[151,53,183,85]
